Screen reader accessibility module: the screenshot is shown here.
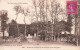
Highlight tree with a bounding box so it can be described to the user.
[77,0,80,46]
[32,0,42,36]
[0,10,8,39]
[32,0,50,36]
[32,0,64,40]
[33,0,39,22]
[21,8,30,37]
[9,20,18,37]
[38,0,48,22]
[65,14,73,33]
[32,0,49,22]
[14,5,22,36]
[49,1,64,40]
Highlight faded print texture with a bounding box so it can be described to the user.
[0,0,80,50]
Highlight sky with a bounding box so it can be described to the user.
[0,0,66,24]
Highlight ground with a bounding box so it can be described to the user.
[0,37,77,46]
[0,37,80,50]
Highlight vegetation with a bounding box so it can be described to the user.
[0,0,75,43]
[9,20,18,37]
[0,10,8,39]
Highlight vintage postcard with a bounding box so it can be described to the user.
[0,0,80,50]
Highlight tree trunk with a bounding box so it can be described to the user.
[17,24,19,36]
[2,31,5,39]
[24,16,27,37]
[24,22,27,36]
[34,2,38,36]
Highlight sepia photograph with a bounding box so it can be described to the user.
[0,0,80,50]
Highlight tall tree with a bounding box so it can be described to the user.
[21,8,30,37]
[14,5,22,36]
[33,0,39,22]
[77,0,80,46]
[49,1,63,40]
[66,14,73,33]
[32,0,38,36]
[38,0,46,22]
[0,10,8,39]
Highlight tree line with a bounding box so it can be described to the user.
[0,0,73,40]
